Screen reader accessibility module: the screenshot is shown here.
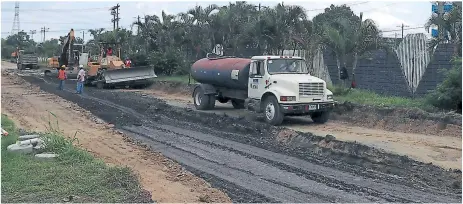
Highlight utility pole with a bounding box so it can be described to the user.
[82,31,85,53]
[137,15,140,34]
[110,4,120,31]
[437,1,445,40]
[396,23,410,39]
[40,27,49,42]
[133,15,145,35]
[255,3,269,22]
[116,3,120,30]
[29,30,36,41]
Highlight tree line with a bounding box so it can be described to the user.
[1,2,461,111]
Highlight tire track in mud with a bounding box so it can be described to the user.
[20,75,462,203]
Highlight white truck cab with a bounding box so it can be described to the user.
[246,56,334,125]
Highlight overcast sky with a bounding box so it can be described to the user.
[1,0,434,42]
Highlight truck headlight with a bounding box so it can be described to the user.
[327,95,333,100]
[280,96,296,101]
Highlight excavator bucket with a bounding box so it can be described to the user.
[104,66,157,84]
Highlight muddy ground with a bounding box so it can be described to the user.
[2,63,461,202]
[118,81,462,170]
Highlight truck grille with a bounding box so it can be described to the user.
[299,83,324,97]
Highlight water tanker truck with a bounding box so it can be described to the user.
[190,54,335,126]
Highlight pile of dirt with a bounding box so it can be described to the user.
[148,81,192,96]
[333,101,462,137]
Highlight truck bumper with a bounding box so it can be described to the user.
[280,102,335,116]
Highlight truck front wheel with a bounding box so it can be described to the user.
[311,111,330,124]
[263,96,284,126]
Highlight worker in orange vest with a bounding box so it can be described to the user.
[57,65,67,90]
[124,57,132,68]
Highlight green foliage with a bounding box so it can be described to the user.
[129,52,149,66]
[327,85,432,110]
[149,49,190,75]
[426,58,462,112]
[1,114,151,203]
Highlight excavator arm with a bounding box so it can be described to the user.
[58,29,75,67]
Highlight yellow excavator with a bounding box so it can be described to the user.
[85,42,157,89]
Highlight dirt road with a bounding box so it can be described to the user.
[121,87,462,170]
[1,62,230,203]
[3,62,461,203]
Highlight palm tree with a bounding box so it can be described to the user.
[350,12,385,86]
[320,18,350,81]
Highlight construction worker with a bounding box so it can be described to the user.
[124,57,132,68]
[107,47,113,56]
[76,65,85,94]
[57,65,67,90]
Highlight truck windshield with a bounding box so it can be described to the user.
[267,59,308,74]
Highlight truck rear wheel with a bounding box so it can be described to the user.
[263,96,284,126]
[311,111,330,124]
[194,88,213,110]
[231,99,245,109]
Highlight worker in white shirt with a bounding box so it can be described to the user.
[76,65,86,94]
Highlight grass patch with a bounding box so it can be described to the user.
[155,74,196,84]
[1,114,151,203]
[327,85,434,110]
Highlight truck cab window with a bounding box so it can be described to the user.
[258,61,265,75]
[252,61,264,76]
[267,59,309,75]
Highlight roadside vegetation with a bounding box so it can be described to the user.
[329,58,461,112]
[327,84,432,110]
[1,114,151,203]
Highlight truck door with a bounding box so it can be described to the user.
[248,60,266,99]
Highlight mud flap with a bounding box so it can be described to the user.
[103,66,157,84]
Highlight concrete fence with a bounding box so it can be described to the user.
[279,34,456,97]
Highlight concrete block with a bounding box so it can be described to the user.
[18,134,40,141]
[7,144,33,154]
[35,153,58,160]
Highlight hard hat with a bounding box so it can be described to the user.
[79,64,84,68]
[61,65,66,68]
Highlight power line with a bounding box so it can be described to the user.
[359,2,400,13]
[1,7,111,12]
[1,25,134,35]
[306,1,369,12]
[2,20,112,25]
[381,26,425,33]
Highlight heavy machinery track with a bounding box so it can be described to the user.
[19,74,462,203]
